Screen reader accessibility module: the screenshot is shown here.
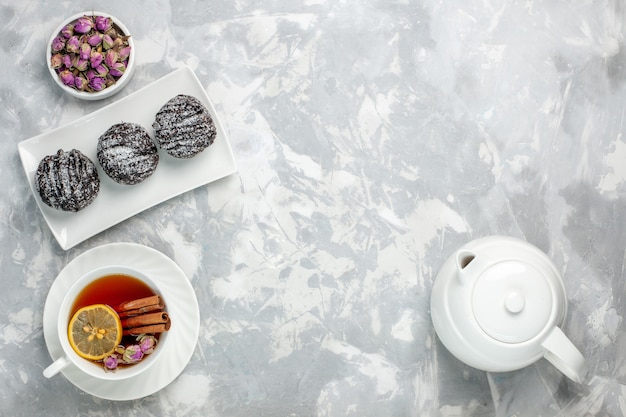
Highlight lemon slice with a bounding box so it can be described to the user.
[68,304,122,361]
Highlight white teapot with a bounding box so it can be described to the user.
[430,236,586,383]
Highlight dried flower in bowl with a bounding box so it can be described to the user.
[47,12,135,100]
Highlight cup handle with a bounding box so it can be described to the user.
[541,327,587,383]
[43,355,71,378]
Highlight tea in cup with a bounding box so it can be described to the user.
[43,265,170,380]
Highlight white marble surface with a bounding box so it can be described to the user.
[2,0,626,415]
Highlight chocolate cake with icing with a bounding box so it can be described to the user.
[152,94,217,158]
[97,122,159,185]
[35,149,100,212]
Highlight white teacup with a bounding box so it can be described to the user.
[43,265,169,380]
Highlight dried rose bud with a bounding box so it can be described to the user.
[89,51,103,68]
[112,37,124,50]
[74,16,93,34]
[66,35,80,53]
[74,58,89,72]
[59,69,75,87]
[104,50,118,67]
[79,42,91,60]
[118,45,131,61]
[61,24,74,39]
[105,74,116,87]
[61,54,72,69]
[88,76,106,91]
[103,354,119,371]
[74,74,88,91]
[51,36,65,52]
[50,53,63,69]
[137,334,158,354]
[122,345,144,363]
[102,34,114,50]
[109,62,126,78]
[87,33,102,47]
[95,64,108,76]
[95,15,112,32]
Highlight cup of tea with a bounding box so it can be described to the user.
[43,265,170,380]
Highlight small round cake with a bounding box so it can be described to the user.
[152,94,217,158]
[97,122,159,185]
[35,149,100,212]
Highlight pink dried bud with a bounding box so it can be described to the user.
[79,42,91,60]
[137,334,158,354]
[118,46,131,60]
[74,74,88,91]
[61,54,72,69]
[61,24,74,39]
[95,15,112,32]
[50,53,63,69]
[66,36,80,53]
[87,33,102,47]
[104,49,118,67]
[95,64,109,76]
[59,69,75,87]
[105,74,116,87]
[103,354,119,371]
[74,58,89,71]
[74,16,93,34]
[88,76,106,91]
[122,345,144,363]
[102,34,114,50]
[90,51,103,68]
[51,36,65,52]
[109,62,126,78]
[112,37,124,49]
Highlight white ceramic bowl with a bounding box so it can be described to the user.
[46,11,135,100]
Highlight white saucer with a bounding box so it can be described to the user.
[43,242,200,400]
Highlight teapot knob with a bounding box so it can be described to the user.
[504,291,525,314]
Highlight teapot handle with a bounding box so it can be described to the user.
[541,327,587,383]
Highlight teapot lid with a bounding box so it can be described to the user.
[472,260,554,343]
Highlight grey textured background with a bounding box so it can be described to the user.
[2,0,626,415]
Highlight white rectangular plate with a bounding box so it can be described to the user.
[18,66,237,250]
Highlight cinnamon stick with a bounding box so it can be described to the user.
[122,319,171,336]
[121,312,169,329]
[115,295,171,336]
[117,304,164,318]
[117,295,163,312]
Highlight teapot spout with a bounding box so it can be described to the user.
[455,250,476,283]
[542,327,587,383]
[457,250,476,270]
